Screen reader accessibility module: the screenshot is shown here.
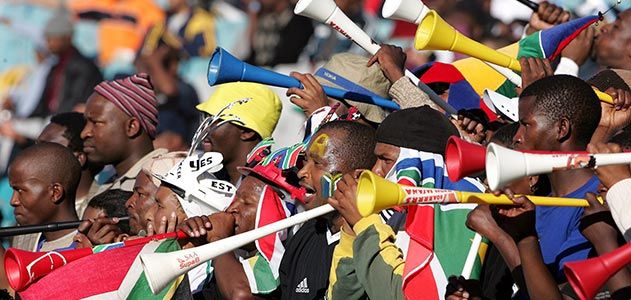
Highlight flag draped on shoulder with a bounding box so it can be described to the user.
[19,239,184,300]
[385,147,486,300]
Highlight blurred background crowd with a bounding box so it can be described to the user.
[0,0,628,235]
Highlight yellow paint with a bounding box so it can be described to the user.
[310,134,329,157]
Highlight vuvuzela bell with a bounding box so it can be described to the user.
[356,170,589,217]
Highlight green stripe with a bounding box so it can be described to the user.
[251,254,279,294]
[127,239,181,299]
[518,32,546,59]
[433,208,482,279]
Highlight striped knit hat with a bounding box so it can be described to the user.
[94,73,159,139]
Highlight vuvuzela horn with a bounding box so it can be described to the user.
[0,216,130,238]
[140,204,335,294]
[4,230,186,291]
[356,170,590,217]
[486,143,631,191]
[294,0,457,115]
[413,10,614,104]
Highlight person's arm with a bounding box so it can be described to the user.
[141,46,179,98]
[213,251,255,300]
[351,214,405,300]
[466,205,520,271]
[327,226,368,299]
[492,193,563,300]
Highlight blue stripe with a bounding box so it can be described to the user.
[315,68,382,100]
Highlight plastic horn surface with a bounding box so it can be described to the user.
[516,0,540,11]
[445,136,486,182]
[415,10,522,72]
[4,230,185,291]
[382,0,429,24]
[140,204,335,294]
[294,0,457,115]
[564,242,631,300]
[356,170,591,216]
[206,47,400,110]
[486,143,631,191]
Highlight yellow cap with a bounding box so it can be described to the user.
[197,82,282,139]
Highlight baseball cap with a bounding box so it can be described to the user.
[197,82,282,139]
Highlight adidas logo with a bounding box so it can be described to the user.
[295,277,310,294]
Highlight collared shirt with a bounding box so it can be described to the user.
[94,148,168,196]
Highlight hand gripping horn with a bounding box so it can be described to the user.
[294,0,457,115]
[355,170,591,217]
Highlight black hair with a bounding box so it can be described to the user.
[520,75,601,146]
[315,120,377,172]
[11,142,81,201]
[50,112,86,153]
[490,122,520,148]
[87,189,132,234]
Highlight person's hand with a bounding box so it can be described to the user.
[561,26,595,66]
[178,215,213,247]
[287,72,331,116]
[147,211,178,235]
[466,205,504,242]
[206,212,235,243]
[73,232,93,249]
[491,188,537,243]
[597,88,631,135]
[587,143,631,188]
[77,213,123,245]
[528,1,571,33]
[367,44,406,83]
[328,170,363,227]
[445,276,482,300]
[453,109,488,143]
[519,57,553,91]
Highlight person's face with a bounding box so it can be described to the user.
[8,161,56,225]
[152,185,183,229]
[202,121,241,164]
[125,172,158,234]
[513,96,556,151]
[81,93,130,165]
[45,35,71,55]
[594,10,631,68]
[37,123,69,147]
[82,206,105,220]
[226,176,265,238]
[372,143,400,178]
[297,130,345,210]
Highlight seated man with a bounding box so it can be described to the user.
[74,189,132,248]
[280,120,377,299]
[9,142,81,252]
[327,106,484,300]
[196,82,282,186]
[510,75,601,280]
[145,151,236,294]
[179,139,308,299]
[37,111,101,217]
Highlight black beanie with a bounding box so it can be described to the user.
[376,106,459,156]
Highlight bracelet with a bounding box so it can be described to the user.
[579,211,617,233]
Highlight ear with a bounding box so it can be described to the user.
[125,118,142,138]
[556,118,571,142]
[74,151,87,168]
[239,128,258,141]
[50,183,65,204]
[528,175,539,188]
